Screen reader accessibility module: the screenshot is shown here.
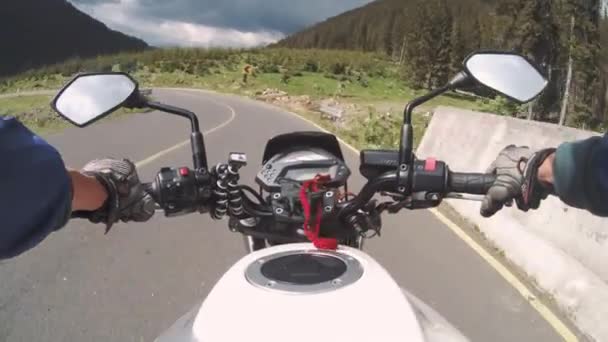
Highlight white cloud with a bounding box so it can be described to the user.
[156,23,284,47]
[73,0,285,47]
[70,0,373,35]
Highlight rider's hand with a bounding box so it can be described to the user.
[481,145,556,217]
[79,158,155,230]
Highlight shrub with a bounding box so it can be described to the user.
[331,62,347,75]
[259,62,280,73]
[303,60,320,72]
[344,110,400,149]
[477,96,523,116]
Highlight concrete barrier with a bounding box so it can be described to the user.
[417,106,607,341]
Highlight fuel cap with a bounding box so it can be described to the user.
[245,249,363,294]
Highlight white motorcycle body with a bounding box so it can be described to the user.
[156,243,469,342]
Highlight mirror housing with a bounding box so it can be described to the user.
[463,51,548,104]
[52,72,141,127]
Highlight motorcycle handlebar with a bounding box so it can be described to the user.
[142,160,497,218]
[338,169,495,216]
[338,172,397,216]
[447,172,496,195]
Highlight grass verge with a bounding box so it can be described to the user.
[0,94,150,136]
[1,70,477,141]
[0,95,66,135]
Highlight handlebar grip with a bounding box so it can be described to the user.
[448,172,496,195]
[143,182,159,203]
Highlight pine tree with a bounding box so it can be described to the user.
[468,17,482,51]
[390,10,408,62]
[563,0,602,127]
[402,0,432,88]
[450,22,467,74]
[402,0,453,89]
[429,0,453,87]
[598,9,608,124]
[383,12,398,57]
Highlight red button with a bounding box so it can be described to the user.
[179,167,189,176]
[424,158,437,172]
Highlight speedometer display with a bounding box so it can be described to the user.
[279,150,332,163]
[284,166,335,181]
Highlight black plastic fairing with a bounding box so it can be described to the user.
[262,131,345,164]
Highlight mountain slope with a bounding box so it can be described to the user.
[0,0,148,77]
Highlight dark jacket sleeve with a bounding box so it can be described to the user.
[0,117,72,259]
[553,135,608,216]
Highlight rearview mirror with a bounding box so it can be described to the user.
[52,73,139,127]
[464,52,547,104]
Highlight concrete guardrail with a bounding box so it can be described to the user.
[417,106,607,341]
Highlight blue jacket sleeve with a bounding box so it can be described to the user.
[553,135,608,216]
[0,117,72,259]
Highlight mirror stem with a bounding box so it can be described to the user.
[400,83,452,167]
[403,84,452,125]
[191,131,208,170]
[146,101,208,169]
[146,101,200,131]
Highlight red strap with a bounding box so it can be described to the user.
[299,175,338,250]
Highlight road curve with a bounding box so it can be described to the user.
[0,89,567,342]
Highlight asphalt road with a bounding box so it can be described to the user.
[0,89,566,341]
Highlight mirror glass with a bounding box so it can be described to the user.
[465,53,547,103]
[55,74,137,126]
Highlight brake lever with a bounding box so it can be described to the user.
[443,193,510,205]
[444,193,485,202]
[384,191,444,212]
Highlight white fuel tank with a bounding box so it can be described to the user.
[156,243,469,342]
[196,243,425,342]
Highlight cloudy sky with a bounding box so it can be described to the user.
[68,0,373,47]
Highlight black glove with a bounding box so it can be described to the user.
[481,145,556,217]
[78,158,155,232]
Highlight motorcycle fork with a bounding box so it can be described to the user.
[244,236,267,253]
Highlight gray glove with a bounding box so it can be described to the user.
[81,159,155,231]
[481,145,556,217]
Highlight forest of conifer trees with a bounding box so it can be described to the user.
[278,0,608,129]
